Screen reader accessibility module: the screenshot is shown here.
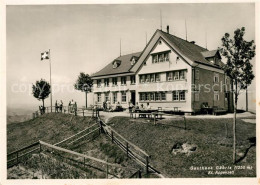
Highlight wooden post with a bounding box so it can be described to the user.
[39,143,42,153]
[106,158,108,179]
[83,157,85,168]
[183,116,187,130]
[83,109,84,117]
[138,170,142,178]
[126,142,129,158]
[16,151,19,164]
[111,131,114,143]
[146,156,149,174]
[153,114,156,125]
[47,107,49,113]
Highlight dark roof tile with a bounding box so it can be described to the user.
[91,52,142,77]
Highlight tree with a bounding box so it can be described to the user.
[32,79,51,108]
[220,27,255,163]
[74,72,93,108]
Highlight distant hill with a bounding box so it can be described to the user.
[7,106,35,124]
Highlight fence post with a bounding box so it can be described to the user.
[106,158,108,179]
[47,107,49,113]
[146,156,149,174]
[111,131,114,143]
[39,143,42,153]
[126,142,129,158]
[183,116,187,130]
[83,109,84,117]
[16,151,19,165]
[138,170,142,178]
[84,157,85,168]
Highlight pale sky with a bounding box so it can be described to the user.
[6,3,256,111]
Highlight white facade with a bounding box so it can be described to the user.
[135,38,193,112]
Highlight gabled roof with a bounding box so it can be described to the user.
[91,52,142,77]
[131,29,222,73]
[159,30,219,67]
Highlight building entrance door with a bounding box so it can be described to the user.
[131,91,136,105]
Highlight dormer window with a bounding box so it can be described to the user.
[130,56,138,66]
[131,58,136,65]
[113,60,121,69]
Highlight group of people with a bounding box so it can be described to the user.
[102,101,123,112]
[38,99,78,115]
[129,102,151,112]
[55,100,63,113]
[68,99,77,113]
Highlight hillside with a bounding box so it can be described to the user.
[7,113,95,153]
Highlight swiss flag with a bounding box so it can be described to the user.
[41,51,49,60]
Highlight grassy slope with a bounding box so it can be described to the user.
[7,113,95,153]
[107,117,256,177]
[7,113,141,179]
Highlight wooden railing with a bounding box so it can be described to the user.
[7,141,40,168]
[97,117,161,176]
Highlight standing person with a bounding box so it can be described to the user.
[60,100,63,113]
[74,102,77,116]
[68,101,71,113]
[70,99,75,113]
[55,100,58,113]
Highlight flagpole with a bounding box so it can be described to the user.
[49,49,52,112]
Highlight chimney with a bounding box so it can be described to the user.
[167,25,169,33]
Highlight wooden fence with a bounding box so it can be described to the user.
[7,141,40,168]
[97,117,161,176]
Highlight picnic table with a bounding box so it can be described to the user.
[129,111,165,125]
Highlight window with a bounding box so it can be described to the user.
[140,75,145,83]
[145,93,150,101]
[121,92,126,102]
[167,72,173,81]
[173,71,179,80]
[113,92,117,103]
[158,53,164,62]
[152,55,158,63]
[105,92,109,102]
[140,93,145,101]
[155,73,160,82]
[214,73,219,83]
[225,92,229,101]
[150,93,155,101]
[225,76,228,84]
[179,91,186,101]
[180,70,186,80]
[173,91,179,101]
[130,75,136,84]
[195,92,199,101]
[104,78,109,86]
[161,92,166,101]
[164,53,169,61]
[155,92,161,101]
[150,74,155,82]
[145,74,150,83]
[97,93,101,102]
[112,77,117,86]
[214,91,219,101]
[195,69,199,80]
[121,76,126,85]
[97,79,102,87]
[152,51,170,63]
